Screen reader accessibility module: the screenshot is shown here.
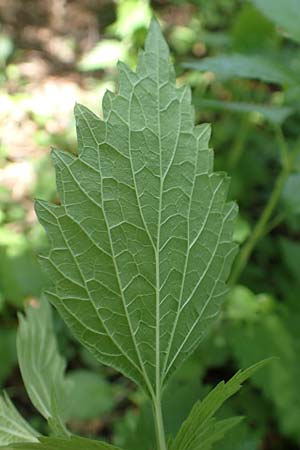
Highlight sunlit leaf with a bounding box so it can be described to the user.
[67,370,114,420]
[198,99,293,124]
[1,436,121,450]
[184,54,298,85]
[251,0,300,42]
[281,174,300,215]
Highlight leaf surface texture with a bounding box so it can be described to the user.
[17,299,70,422]
[36,19,237,397]
[0,393,39,446]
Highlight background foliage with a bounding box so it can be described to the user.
[0,1,299,449]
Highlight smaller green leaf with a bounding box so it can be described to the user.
[231,4,278,53]
[0,393,39,446]
[17,298,71,427]
[170,361,270,450]
[2,436,122,450]
[198,99,293,124]
[251,0,300,43]
[184,54,298,85]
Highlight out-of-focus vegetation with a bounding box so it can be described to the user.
[0,1,299,449]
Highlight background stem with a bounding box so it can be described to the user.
[229,126,295,285]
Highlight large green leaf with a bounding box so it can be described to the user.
[251,0,300,43]
[36,19,237,398]
[170,361,269,450]
[184,54,298,85]
[1,436,121,450]
[17,298,70,425]
[0,393,39,446]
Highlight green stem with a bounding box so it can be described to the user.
[229,126,295,285]
[153,396,167,450]
[262,211,286,237]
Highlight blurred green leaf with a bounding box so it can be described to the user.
[0,245,47,307]
[2,436,121,450]
[227,286,274,321]
[66,370,114,421]
[184,54,299,85]
[279,238,300,280]
[233,216,251,244]
[251,0,300,42]
[199,99,293,124]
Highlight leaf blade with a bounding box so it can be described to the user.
[17,298,70,426]
[0,393,39,446]
[0,436,122,450]
[36,19,237,397]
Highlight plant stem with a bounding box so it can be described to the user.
[153,395,167,450]
[229,166,289,285]
[229,126,296,285]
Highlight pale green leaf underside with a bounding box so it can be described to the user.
[0,436,121,450]
[17,299,70,422]
[36,20,237,397]
[0,393,39,446]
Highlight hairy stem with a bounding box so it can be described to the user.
[153,395,167,450]
[229,126,296,285]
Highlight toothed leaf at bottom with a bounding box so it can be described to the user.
[36,19,237,397]
[170,360,270,450]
